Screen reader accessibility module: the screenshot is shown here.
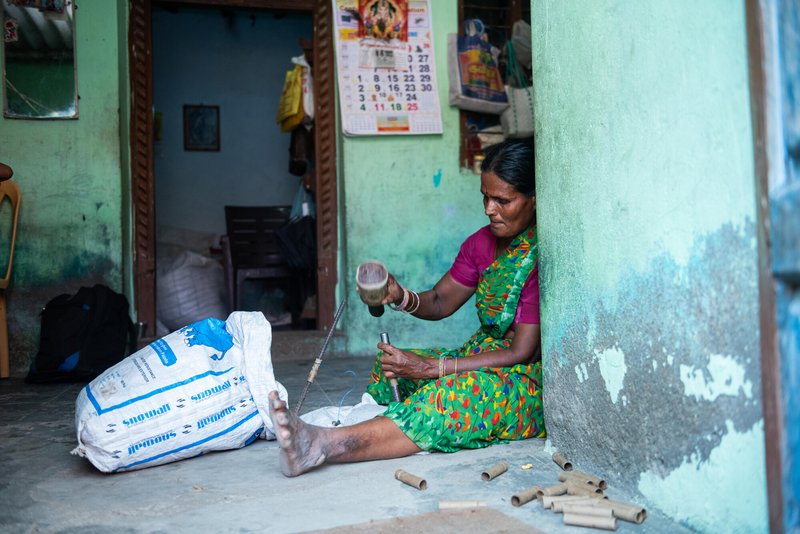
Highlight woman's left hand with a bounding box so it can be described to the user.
[378,342,437,380]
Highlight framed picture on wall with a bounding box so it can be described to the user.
[183,105,220,151]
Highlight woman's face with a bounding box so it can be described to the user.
[481,171,536,240]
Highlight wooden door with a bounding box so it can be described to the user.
[748,0,800,531]
[129,0,338,334]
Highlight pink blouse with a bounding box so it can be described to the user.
[449,225,540,326]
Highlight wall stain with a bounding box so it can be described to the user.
[544,220,761,487]
[433,168,442,188]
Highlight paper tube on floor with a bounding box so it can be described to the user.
[438,500,486,509]
[395,469,427,490]
[552,452,573,471]
[593,499,648,524]
[481,462,508,481]
[539,482,568,496]
[559,469,607,489]
[553,496,602,512]
[565,480,604,497]
[511,486,542,506]
[563,513,618,531]
[561,503,614,517]
[542,495,594,509]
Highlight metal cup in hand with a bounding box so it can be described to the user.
[356,260,388,317]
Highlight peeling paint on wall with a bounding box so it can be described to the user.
[595,346,627,404]
[574,362,588,383]
[679,353,753,402]
[638,420,767,533]
[542,222,764,532]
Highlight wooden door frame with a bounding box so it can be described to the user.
[129,0,338,334]
[746,0,798,531]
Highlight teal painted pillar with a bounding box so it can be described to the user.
[533,1,767,532]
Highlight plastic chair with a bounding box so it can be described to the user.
[221,205,300,321]
[0,168,21,378]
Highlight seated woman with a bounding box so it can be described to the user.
[268,138,543,476]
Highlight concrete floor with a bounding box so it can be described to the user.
[0,331,695,534]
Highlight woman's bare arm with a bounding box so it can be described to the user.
[377,272,475,321]
[412,272,476,320]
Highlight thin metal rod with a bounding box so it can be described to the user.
[380,332,401,402]
[294,298,347,415]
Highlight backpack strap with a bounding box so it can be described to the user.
[89,284,139,356]
[79,285,110,365]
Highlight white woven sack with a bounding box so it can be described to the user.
[511,20,532,69]
[500,85,535,139]
[156,248,227,332]
[500,39,534,139]
[72,311,287,473]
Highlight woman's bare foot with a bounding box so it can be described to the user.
[268,391,329,477]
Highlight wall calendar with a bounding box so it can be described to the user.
[332,0,443,136]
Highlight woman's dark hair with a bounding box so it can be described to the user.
[480,139,535,198]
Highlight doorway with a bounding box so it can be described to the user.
[129,0,339,337]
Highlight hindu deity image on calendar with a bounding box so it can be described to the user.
[359,0,408,42]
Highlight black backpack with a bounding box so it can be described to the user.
[25,284,138,384]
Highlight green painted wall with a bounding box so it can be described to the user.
[341,0,488,356]
[533,1,766,532]
[0,0,125,373]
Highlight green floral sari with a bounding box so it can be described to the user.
[366,226,545,452]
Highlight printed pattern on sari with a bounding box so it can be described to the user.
[366,226,544,452]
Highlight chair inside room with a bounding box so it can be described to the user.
[221,205,300,327]
[0,164,21,378]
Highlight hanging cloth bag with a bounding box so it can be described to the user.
[500,40,535,138]
[291,53,314,122]
[276,64,305,132]
[447,19,509,115]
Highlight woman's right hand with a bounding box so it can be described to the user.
[378,342,437,380]
[355,272,404,307]
[380,274,405,307]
